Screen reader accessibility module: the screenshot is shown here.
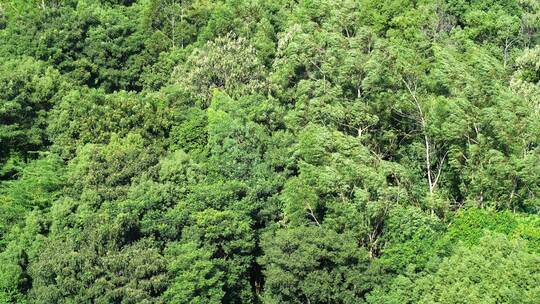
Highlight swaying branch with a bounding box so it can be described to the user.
[432,150,448,190]
[401,76,434,194]
[306,203,321,226]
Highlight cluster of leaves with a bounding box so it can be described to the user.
[0,0,539,303]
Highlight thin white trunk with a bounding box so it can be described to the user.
[306,204,321,226]
[401,77,435,194]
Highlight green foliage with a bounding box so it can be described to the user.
[172,34,266,105]
[28,237,168,303]
[0,57,62,165]
[422,234,540,303]
[144,0,215,49]
[1,0,539,303]
[0,155,65,243]
[181,209,255,303]
[444,208,540,253]
[368,234,540,304]
[0,211,47,304]
[48,89,169,158]
[0,4,5,30]
[163,241,224,303]
[260,226,374,304]
[378,205,444,273]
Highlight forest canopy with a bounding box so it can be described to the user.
[0,0,539,303]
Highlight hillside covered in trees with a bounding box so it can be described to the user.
[0,0,540,303]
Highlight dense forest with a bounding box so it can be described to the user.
[0,0,539,303]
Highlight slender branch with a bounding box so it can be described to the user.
[306,204,321,226]
[401,76,434,194]
[432,150,448,190]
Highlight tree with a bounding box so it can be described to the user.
[0,57,61,169]
[260,226,375,304]
[172,34,266,105]
[47,88,174,159]
[1,0,540,302]
[0,154,65,243]
[144,0,213,49]
[163,242,224,304]
[420,234,540,304]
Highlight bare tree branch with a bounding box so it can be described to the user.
[306,204,321,226]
